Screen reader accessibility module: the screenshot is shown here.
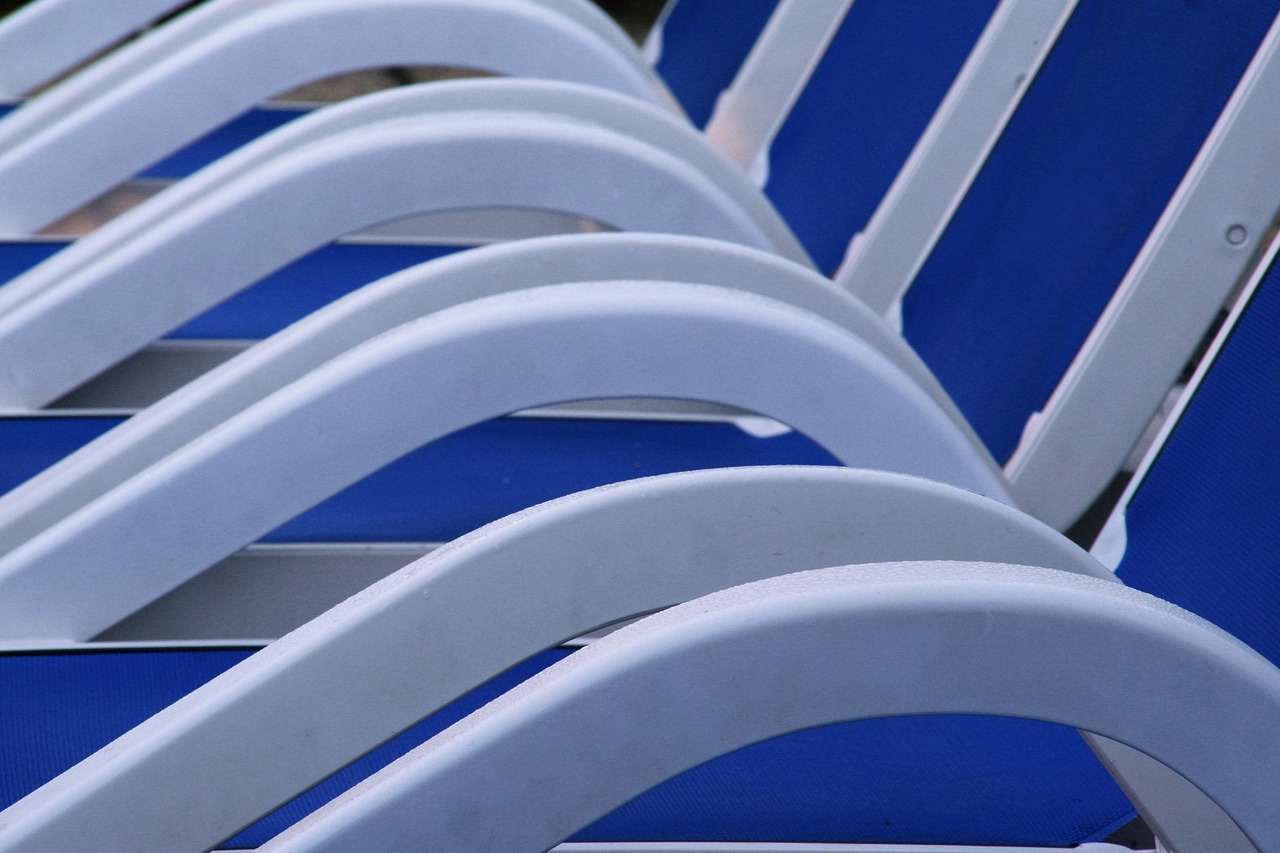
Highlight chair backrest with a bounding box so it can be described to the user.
[762,0,999,273]
[1098,232,1280,667]
[898,0,1278,466]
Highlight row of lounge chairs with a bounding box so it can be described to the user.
[0,0,1277,850]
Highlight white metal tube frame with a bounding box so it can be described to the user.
[0,0,183,98]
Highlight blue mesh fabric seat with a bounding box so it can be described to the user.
[1101,239,1280,684]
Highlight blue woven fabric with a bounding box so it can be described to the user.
[579,715,1132,846]
[0,647,569,848]
[0,649,253,809]
[0,241,63,286]
[1118,260,1280,665]
[655,0,778,127]
[0,417,117,494]
[166,242,457,339]
[903,0,1279,463]
[140,107,304,179]
[765,0,997,275]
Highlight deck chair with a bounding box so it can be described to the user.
[0,0,1272,565]
[0,0,1264,591]
[0,14,1274,850]
[0,0,679,236]
[21,221,1280,850]
[0,0,1018,394]
[0,0,807,139]
[0,78,809,409]
[0,0,862,237]
[0,467,1131,852]
[0,277,1010,641]
[0,0,646,102]
[257,210,1280,853]
[245,561,1280,853]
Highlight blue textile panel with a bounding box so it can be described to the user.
[141,107,306,179]
[654,0,778,127]
[0,646,1134,847]
[1117,257,1280,665]
[578,715,1133,846]
[903,0,1280,463]
[0,241,64,284]
[0,649,253,811]
[0,647,570,848]
[0,417,118,494]
[765,0,998,275]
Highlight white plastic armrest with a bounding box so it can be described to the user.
[0,110,801,408]
[0,78,807,321]
[0,0,673,235]
[0,281,1009,641]
[0,0,186,98]
[0,233,932,555]
[0,468,1104,852]
[260,562,1280,852]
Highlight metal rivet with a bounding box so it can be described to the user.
[1227,224,1248,246]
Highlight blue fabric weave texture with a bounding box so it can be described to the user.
[655,0,777,127]
[766,0,997,276]
[1119,258,1280,665]
[904,0,1279,463]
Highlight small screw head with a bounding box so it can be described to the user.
[1227,224,1248,246]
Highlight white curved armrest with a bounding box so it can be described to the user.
[260,562,1280,852]
[0,468,1104,852]
[0,0,185,98]
[0,233,933,555]
[0,110,797,408]
[0,0,640,136]
[0,78,807,321]
[0,0,673,234]
[0,281,1008,640]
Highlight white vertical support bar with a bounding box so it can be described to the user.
[833,0,1076,320]
[0,0,186,98]
[1005,12,1280,531]
[703,0,853,185]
